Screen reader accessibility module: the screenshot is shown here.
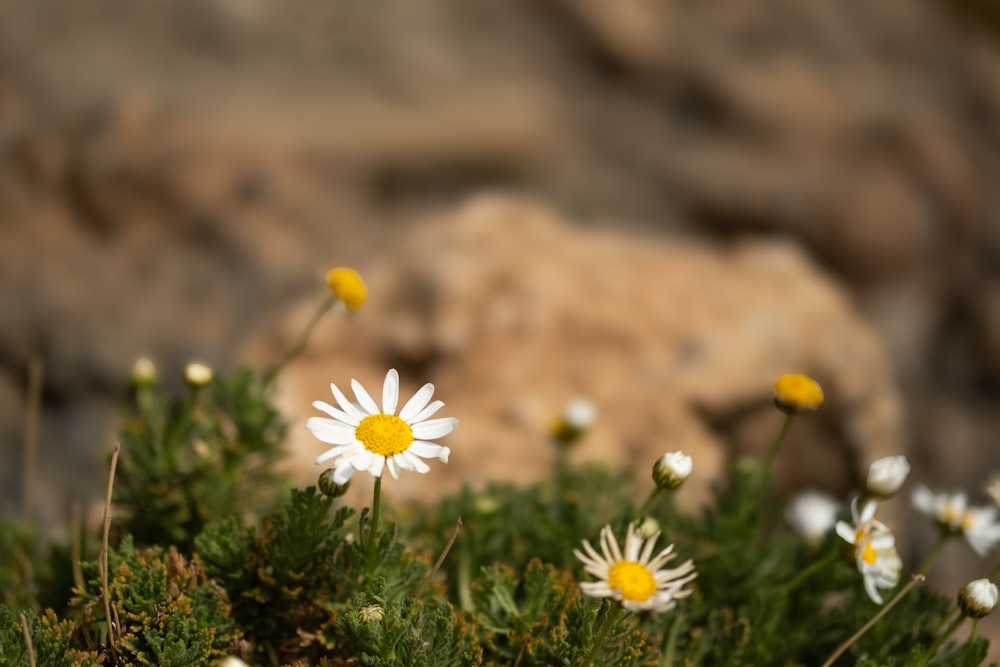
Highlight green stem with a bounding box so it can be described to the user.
[366,476,383,570]
[637,487,663,519]
[820,574,924,667]
[581,603,622,667]
[264,294,337,386]
[784,549,839,594]
[761,415,793,500]
[915,533,950,576]
[921,612,966,663]
[660,612,684,667]
[932,605,958,636]
[988,557,1000,580]
[971,618,980,641]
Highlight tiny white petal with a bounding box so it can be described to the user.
[411,418,459,440]
[382,369,399,415]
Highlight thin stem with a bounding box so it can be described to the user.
[988,556,1000,580]
[761,415,793,501]
[366,476,383,568]
[820,574,924,667]
[19,612,35,667]
[971,618,980,641]
[661,611,685,667]
[637,487,662,519]
[581,603,622,667]
[100,443,121,654]
[915,532,950,576]
[417,517,463,596]
[921,612,966,663]
[71,503,84,593]
[783,549,839,594]
[932,604,958,636]
[265,294,338,385]
[22,358,43,522]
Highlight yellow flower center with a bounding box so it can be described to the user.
[942,507,973,530]
[859,542,878,565]
[608,561,657,602]
[774,374,824,414]
[326,267,368,311]
[356,414,413,457]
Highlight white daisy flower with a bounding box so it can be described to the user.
[835,497,902,604]
[912,485,1000,556]
[573,523,696,613]
[306,369,458,484]
[785,490,841,545]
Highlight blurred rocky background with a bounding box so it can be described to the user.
[2,0,1000,641]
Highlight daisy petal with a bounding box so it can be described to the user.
[409,441,447,460]
[312,400,361,426]
[306,417,358,445]
[382,369,399,415]
[352,378,380,415]
[331,383,368,420]
[410,400,445,423]
[411,417,459,440]
[399,383,435,421]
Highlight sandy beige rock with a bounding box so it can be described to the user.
[260,195,904,512]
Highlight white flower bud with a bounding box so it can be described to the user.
[131,357,157,387]
[866,455,910,499]
[215,658,250,667]
[959,578,999,619]
[653,451,692,490]
[359,604,385,624]
[184,362,213,388]
[785,490,841,545]
[636,516,661,540]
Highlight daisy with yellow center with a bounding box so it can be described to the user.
[306,369,457,484]
[574,523,696,613]
[773,373,824,415]
[835,497,902,604]
[912,485,1000,556]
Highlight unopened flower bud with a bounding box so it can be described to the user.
[636,516,661,540]
[774,374,824,416]
[653,451,692,490]
[959,578,998,618]
[318,469,350,498]
[358,604,384,624]
[184,362,213,389]
[326,267,367,311]
[215,658,250,667]
[865,455,910,499]
[785,490,840,545]
[131,357,157,388]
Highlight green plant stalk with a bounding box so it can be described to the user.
[660,611,685,667]
[915,532,950,576]
[637,487,662,519]
[932,604,959,636]
[581,603,622,667]
[988,555,1000,580]
[921,612,966,663]
[783,548,839,594]
[760,414,793,502]
[366,476,383,569]
[971,618,980,641]
[265,293,337,386]
[820,574,924,667]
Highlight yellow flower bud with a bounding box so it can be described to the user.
[325,267,368,311]
[774,374,824,416]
